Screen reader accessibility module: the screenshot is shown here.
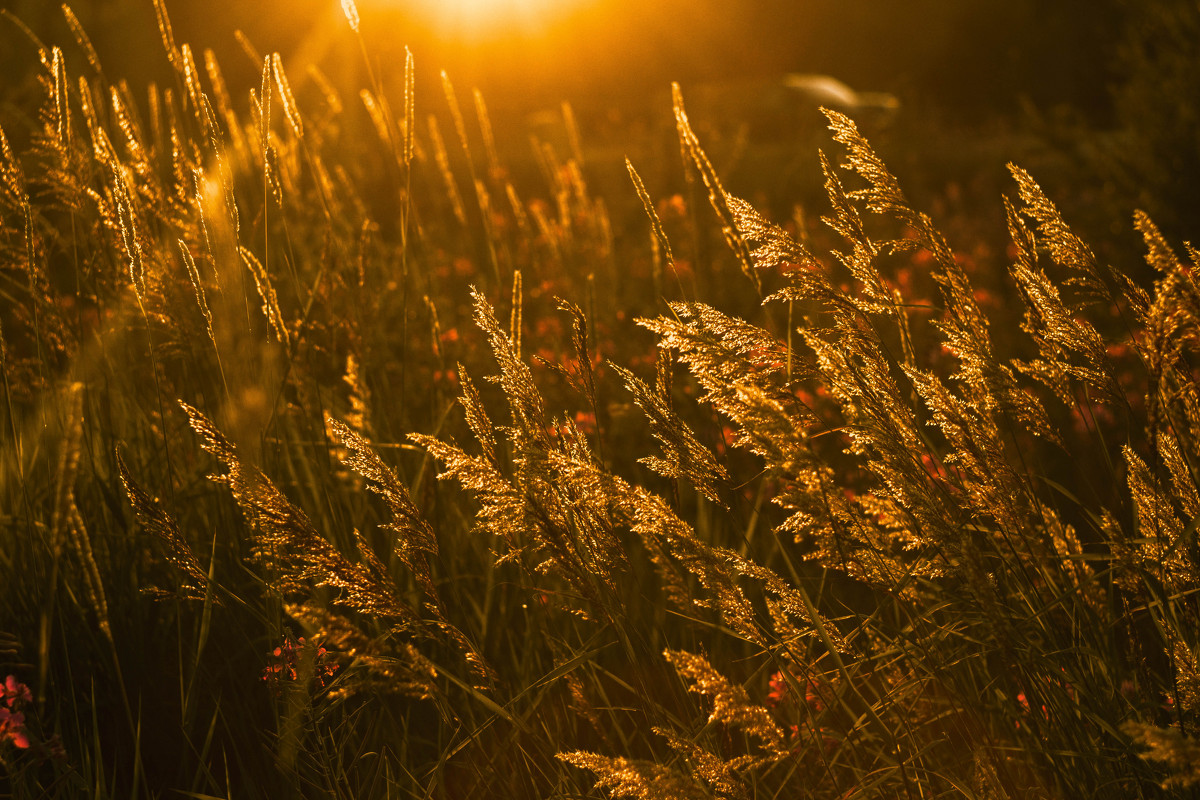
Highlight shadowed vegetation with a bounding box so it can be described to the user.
[1,3,1199,798]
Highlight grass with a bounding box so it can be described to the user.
[2,2,1199,798]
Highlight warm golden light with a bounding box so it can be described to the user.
[383,0,583,39]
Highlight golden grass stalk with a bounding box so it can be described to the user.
[340,0,360,33]
[671,83,758,293]
[238,245,290,347]
[428,113,467,227]
[61,5,101,74]
[116,447,211,600]
[272,53,303,140]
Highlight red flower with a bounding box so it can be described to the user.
[262,634,338,694]
[3,675,31,707]
[0,707,29,749]
[0,677,32,750]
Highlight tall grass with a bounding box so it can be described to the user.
[1,4,1198,798]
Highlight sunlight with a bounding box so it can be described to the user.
[380,0,582,39]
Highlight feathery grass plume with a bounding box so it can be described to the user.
[340,0,360,32]
[664,649,785,752]
[51,383,112,642]
[151,0,180,67]
[327,417,498,685]
[116,447,211,601]
[1097,507,1144,593]
[51,48,70,151]
[1171,638,1200,714]
[1008,163,1108,299]
[652,727,747,797]
[565,667,620,751]
[903,367,1029,529]
[470,286,547,454]
[1134,212,1200,433]
[600,473,760,641]
[180,44,204,119]
[528,188,564,268]
[238,245,290,347]
[817,149,893,315]
[414,294,629,615]
[1157,431,1200,521]
[505,180,531,238]
[1124,721,1200,789]
[180,401,418,623]
[559,752,709,800]
[511,269,523,358]
[409,364,524,566]
[828,111,1060,445]
[1006,196,1123,409]
[822,108,959,309]
[634,302,895,577]
[408,430,524,561]
[324,419,438,589]
[735,559,853,657]
[536,298,597,413]
[178,240,217,350]
[819,110,927,334]
[61,5,101,74]
[307,64,343,118]
[234,28,263,68]
[109,83,148,168]
[358,87,392,150]
[109,162,146,307]
[627,158,686,298]
[1041,506,1102,609]
[169,112,199,213]
[402,47,416,166]
[31,47,89,212]
[272,54,303,140]
[456,364,500,469]
[441,72,474,174]
[427,114,467,227]
[204,47,239,142]
[1123,444,1192,589]
[671,84,759,292]
[257,54,272,154]
[804,317,963,554]
[730,195,838,304]
[282,602,443,705]
[637,302,790,411]
[474,88,500,181]
[76,75,105,159]
[811,143,917,368]
[342,354,371,434]
[0,123,28,210]
[611,362,728,505]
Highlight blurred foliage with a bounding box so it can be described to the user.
[1106,0,1200,243]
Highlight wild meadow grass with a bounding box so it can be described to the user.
[1,3,1199,798]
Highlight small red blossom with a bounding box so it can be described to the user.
[767,670,827,714]
[262,634,338,695]
[0,675,33,750]
[3,675,32,706]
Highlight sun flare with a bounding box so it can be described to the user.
[382,0,581,38]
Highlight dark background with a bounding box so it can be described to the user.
[1,0,1196,241]
[0,0,1128,119]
